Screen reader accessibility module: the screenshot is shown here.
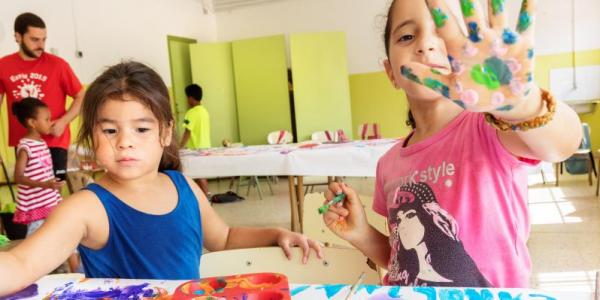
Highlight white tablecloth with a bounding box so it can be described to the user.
[7,275,593,299]
[180,139,399,178]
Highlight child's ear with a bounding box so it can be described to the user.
[26,118,36,129]
[160,121,174,147]
[383,58,400,89]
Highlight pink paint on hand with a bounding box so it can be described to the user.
[505,58,522,73]
[460,89,479,106]
[491,39,508,56]
[491,92,506,106]
[463,42,479,57]
[509,79,524,95]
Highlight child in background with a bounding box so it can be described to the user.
[180,83,211,198]
[323,0,581,288]
[11,98,64,236]
[0,62,322,296]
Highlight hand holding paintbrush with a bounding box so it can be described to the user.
[321,182,370,244]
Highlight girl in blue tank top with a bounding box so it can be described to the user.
[0,62,323,295]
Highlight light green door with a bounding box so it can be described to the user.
[190,42,240,146]
[232,35,291,145]
[290,32,353,141]
[167,35,197,135]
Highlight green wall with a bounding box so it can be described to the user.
[290,32,353,141]
[349,72,411,139]
[190,42,240,146]
[232,35,291,145]
[167,36,197,135]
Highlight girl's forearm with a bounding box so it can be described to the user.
[0,252,33,297]
[349,225,391,268]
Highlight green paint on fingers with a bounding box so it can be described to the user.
[431,8,448,28]
[424,78,450,98]
[491,0,505,15]
[401,66,421,84]
[460,0,475,17]
[517,12,532,33]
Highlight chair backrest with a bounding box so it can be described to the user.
[267,130,293,145]
[581,123,591,150]
[358,123,382,140]
[302,193,388,248]
[200,246,380,285]
[311,130,337,143]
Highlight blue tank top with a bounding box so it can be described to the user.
[78,170,203,279]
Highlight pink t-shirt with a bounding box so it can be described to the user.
[373,111,536,288]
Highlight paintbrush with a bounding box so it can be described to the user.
[344,272,365,300]
[317,193,346,214]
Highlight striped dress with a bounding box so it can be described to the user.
[14,138,62,224]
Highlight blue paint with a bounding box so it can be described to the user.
[440,288,464,300]
[291,285,310,296]
[467,22,482,42]
[388,286,401,298]
[453,100,467,109]
[465,288,494,300]
[316,284,346,298]
[0,284,38,300]
[47,283,155,300]
[496,105,514,111]
[484,56,513,85]
[526,72,533,82]
[528,294,557,300]
[498,291,523,300]
[194,289,205,295]
[502,29,518,45]
[527,48,534,59]
[414,287,437,300]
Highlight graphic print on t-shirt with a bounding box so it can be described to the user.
[386,182,491,287]
[9,73,47,100]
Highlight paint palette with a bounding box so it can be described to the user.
[172,272,291,300]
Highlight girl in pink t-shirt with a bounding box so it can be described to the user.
[322,0,582,288]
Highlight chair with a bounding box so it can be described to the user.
[311,130,338,143]
[200,246,380,285]
[267,130,293,145]
[555,123,596,186]
[302,193,388,249]
[358,123,381,140]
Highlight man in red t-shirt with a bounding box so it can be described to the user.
[0,13,85,181]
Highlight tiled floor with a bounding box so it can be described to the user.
[207,172,600,291]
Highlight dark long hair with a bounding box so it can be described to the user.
[387,183,491,287]
[77,61,181,171]
[383,0,415,129]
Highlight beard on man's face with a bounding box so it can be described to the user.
[20,41,43,58]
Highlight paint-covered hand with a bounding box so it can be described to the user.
[403,0,537,112]
[322,182,370,244]
[276,229,323,264]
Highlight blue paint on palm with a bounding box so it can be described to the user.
[502,29,518,45]
[484,57,513,85]
[527,48,534,59]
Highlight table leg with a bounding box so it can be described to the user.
[288,176,300,232]
[295,176,304,233]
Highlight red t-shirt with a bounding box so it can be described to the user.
[0,52,82,149]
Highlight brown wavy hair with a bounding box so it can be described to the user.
[77,61,181,171]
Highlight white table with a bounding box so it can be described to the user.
[181,139,398,231]
[6,274,594,300]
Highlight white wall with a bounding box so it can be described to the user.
[0,0,218,84]
[215,0,600,74]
